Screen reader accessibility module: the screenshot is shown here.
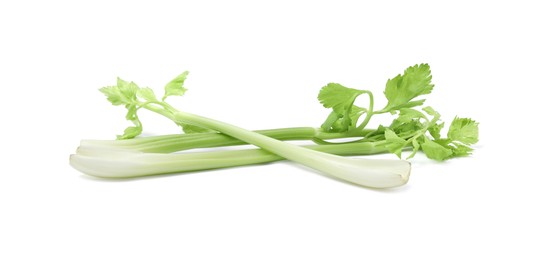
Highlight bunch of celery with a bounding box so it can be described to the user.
[70,64,479,188]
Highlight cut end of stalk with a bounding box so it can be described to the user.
[396,161,411,186]
[321,157,411,189]
[374,159,411,188]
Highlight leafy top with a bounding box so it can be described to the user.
[382,63,434,112]
[99,71,212,139]
[314,63,478,161]
[99,78,139,106]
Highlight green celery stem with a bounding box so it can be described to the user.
[171,111,373,173]
[158,141,390,173]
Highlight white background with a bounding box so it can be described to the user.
[1,0,545,259]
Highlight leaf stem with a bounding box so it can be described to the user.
[357,90,375,130]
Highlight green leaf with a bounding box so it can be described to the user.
[117,77,129,88]
[163,71,189,101]
[407,139,421,159]
[384,129,407,158]
[318,83,364,113]
[137,87,158,102]
[451,143,474,157]
[119,79,139,102]
[100,77,141,106]
[421,137,453,161]
[397,108,427,123]
[383,64,434,112]
[117,126,142,140]
[99,86,125,106]
[349,105,366,125]
[428,122,445,140]
[322,105,366,132]
[422,106,439,117]
[448,117,479,145]
[390,118,424,138]
[318,83,367,132]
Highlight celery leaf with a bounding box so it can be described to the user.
[448,117,479,145]
[383,64,434,112]
[318,83,366,132]
[421,137,453,161]
[163,71,189,101]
